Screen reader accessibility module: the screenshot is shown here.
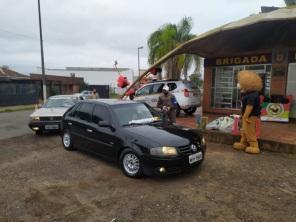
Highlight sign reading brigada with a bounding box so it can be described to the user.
[204,53,272,67]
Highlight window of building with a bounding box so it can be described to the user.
[211,64,271,109]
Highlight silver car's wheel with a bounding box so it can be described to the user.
[123,153,140,175]
[63,133,71,147]
[62,131,74,150]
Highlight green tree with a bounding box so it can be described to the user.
[284,0,296,6]
[147,17,201,80]
[189,72,203,88]
[79,81,88,91]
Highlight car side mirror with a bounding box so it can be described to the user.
[98,121,115,131]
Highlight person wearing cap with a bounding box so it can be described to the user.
[91,89,99,99]
[157,85,177,124]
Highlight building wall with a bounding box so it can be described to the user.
[203,50,295,116]
[36,67,134,90]
[270,75,287,95]
[202,67,212,113]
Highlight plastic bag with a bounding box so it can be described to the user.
[206,116,234,132]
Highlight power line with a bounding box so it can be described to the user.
[0,27,40,40]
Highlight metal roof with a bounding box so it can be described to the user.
[174,6,296,58]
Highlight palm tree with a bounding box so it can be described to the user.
[147,17,201,80]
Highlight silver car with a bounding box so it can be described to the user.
[133,80,201,116]
[28,95,81,135]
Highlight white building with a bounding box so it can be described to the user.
[36,67,134,93]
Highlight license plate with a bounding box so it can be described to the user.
[45,124,59,130]
[189,152,203,164]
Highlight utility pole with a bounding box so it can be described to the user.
[38,0,47,102]
[137,46,143,76]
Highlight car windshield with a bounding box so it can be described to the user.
[43,98,77,108]
[113,103,161,126]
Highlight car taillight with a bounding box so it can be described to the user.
[184,89,190,97]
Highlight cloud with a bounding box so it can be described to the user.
[0,0,285,74]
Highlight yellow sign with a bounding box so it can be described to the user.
[216,55,268,66]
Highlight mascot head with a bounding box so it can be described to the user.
[237,70,263,93]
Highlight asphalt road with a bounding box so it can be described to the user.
[0,134,295,221]
[0,110,33,140]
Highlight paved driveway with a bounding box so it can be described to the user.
[0,110,33,140]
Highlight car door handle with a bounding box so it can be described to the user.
[68,122,72,126]
[86,129,93,133]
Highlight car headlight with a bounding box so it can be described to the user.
[201,137,206,145]
[31,116,40,121]
[150,146,178,157]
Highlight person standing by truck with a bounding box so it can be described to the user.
[157,85,177,124]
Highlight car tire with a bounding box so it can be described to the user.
[62,130,75,151]
[35,130,43,135]
[120,149,143,178]
[184,107,197,115]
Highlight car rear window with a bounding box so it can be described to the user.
[167,83,177,91]
[184,82,197,89]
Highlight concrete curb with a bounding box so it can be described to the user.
[194,129,296,154]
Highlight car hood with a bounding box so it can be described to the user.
[30,107,68,117]
[123,124,195,147]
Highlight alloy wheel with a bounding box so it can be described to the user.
[123,153,140,175]
[63,133,71,148]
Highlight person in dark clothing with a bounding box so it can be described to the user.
[241,91,261,117]
[157,85,177,124]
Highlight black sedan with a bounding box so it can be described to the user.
[61,99,206,178]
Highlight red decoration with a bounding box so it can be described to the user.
[125,88,135,96]
[117,74,130,88]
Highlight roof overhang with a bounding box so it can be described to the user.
[122,6,296,98]
[173,6,296,58]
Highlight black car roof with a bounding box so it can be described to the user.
[81,99,140,106]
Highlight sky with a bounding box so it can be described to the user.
[0,0,286,75]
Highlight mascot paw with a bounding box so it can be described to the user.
[233,143,246,151]
[245,146,260,154]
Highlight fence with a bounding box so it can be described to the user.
[0,79,40,106]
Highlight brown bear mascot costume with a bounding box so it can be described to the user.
[233,70,262,154]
